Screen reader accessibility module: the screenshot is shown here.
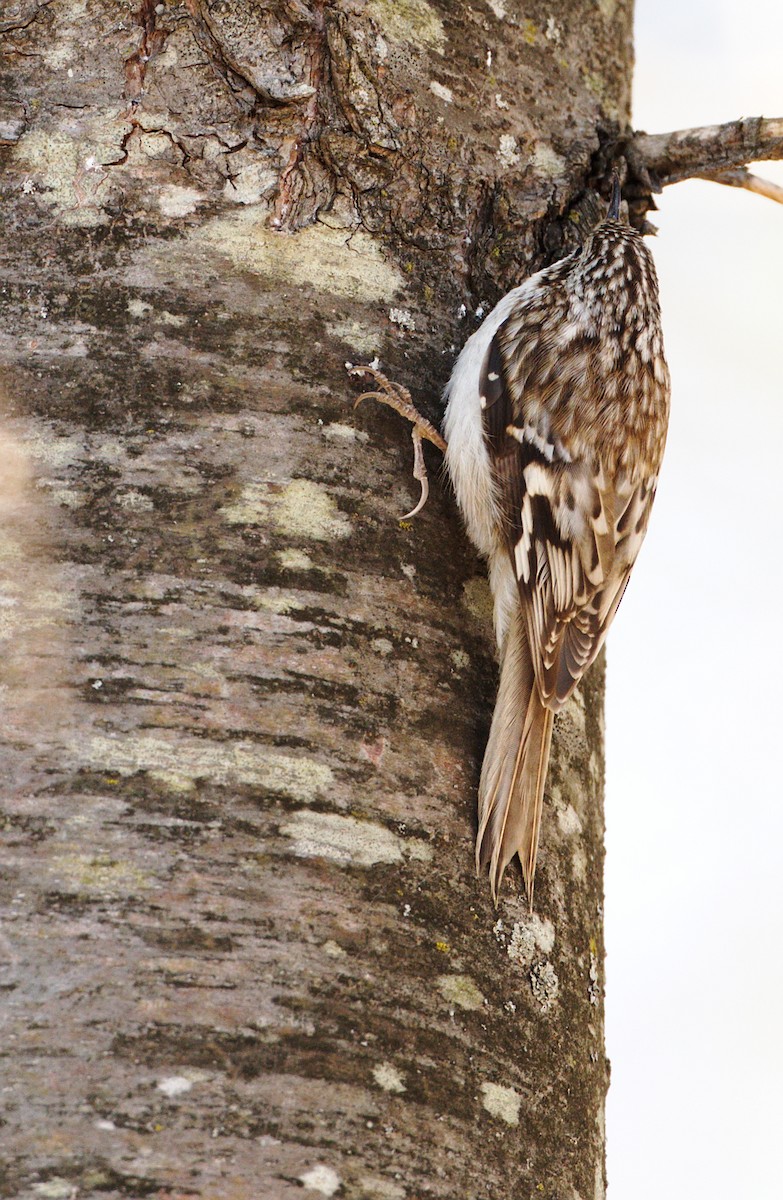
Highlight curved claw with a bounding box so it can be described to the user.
[400,474,429,521]
[347,364,448,521]
[353,391,382,410]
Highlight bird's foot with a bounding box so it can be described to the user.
[348,365,447,519]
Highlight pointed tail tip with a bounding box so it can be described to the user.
[477,828,540,909]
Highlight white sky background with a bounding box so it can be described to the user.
[606,1,783,1196]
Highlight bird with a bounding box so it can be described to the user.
[351,177,670,905]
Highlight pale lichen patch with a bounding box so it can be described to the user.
[429,80,453,103]
[277,479,351,540]
[563,687,587,736]
[531,142,566,177]
[148,770,196,794]
[222,479,351,541]
[32,1179,74,1199]
[12,128,121,226]
[506,914,555,966]
[115,489,154,512]
[299,1165,342,1197]
[276,480,351,540]
[589,951,600,1006]
[42,38,77,69]
[41,484,85,508]
[73,735,333,801]
[437,973,485,1011]
[557,803,583,836]
[20,429,83,470]
[389,307,416,331]
[461,576,493,626]
[220,483,270,526]
[157,1075,193,1097]
[156,310,188,327]
[498,134,522,169]
[330,316,379,356]
[50,853,151,895]
[366,0,446,53]
[196,211,405,302]
[127,298,153,319]
[276,548,315,570]
[571,844,588,882]
[0,534,23,565]
[373,1061,406,1093]
[480,1081,521,1126]
[321,421,369,443]
[257,590,304,614]
[282,811,432,866]
[530,960,560,1011]
[158,185,204,217]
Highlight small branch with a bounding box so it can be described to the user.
[629,116,783,188]
[699,166,783,206]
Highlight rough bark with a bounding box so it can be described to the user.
[0,2,628,1197]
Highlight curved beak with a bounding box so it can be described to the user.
[608,171,621,220]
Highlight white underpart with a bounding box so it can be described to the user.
[443,276,547,646]
[443,274,544,560]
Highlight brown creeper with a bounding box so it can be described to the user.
[351,180,670,905]
[443,178,670,902]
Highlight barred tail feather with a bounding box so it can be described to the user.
[476,606,554,906]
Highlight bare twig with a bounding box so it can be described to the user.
[629,116,783,188]
[699,166,783,206]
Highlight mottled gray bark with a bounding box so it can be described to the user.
[0,2,630,1197]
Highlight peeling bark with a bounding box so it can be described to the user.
[0,2,629,1197]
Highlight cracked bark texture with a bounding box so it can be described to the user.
[0,2,631,1197]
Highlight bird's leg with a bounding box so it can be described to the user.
[348,365,448,519]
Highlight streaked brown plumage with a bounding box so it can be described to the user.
[443,185,670,903]
[350,183,670,907]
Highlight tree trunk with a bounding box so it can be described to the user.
[0,2,631,1197]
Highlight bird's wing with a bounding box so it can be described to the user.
[480,317,657,710]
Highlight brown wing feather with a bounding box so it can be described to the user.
[480,319,660,711]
